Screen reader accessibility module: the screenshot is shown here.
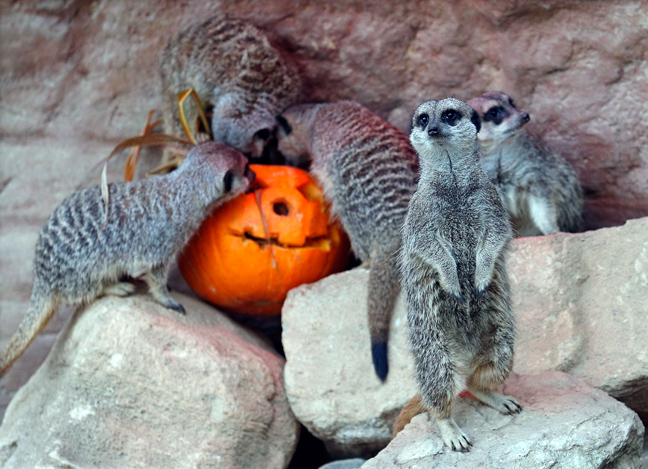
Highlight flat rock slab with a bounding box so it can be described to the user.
[362,371,644,469]
[282,218,648,456]
[0,293,298,468]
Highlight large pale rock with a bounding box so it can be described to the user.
[362,371,644,469]
[282,218,648,455]
[0,293,298,468]
[282,268,416,457]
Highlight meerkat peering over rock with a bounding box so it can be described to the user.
[396,98,521,451]
[277,101,419,382]
[160,16,302,161]
[467,92,584,236]
[0,142,254,377]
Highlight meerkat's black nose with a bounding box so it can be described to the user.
[428,126,440,137]
[522,112,530,123]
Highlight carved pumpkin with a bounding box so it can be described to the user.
[178,165,350,316]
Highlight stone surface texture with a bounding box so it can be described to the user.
[0,293,298,468]
[1,0,647,426]
[362,371,644,469]
[282,218,648,455]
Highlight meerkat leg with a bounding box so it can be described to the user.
[101,282,136,298]
[145,265,185,314]
[467,363,522,415]
[410,325,470,451]
[528,193,560,235]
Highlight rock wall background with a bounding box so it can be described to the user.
[1,0,647,423]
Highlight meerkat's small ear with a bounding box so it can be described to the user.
[276,115,292,137]
[471,109,481,133]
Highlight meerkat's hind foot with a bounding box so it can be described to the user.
[102,282,136,297]
[471,388,522,415]
[371,341,388,382]
[437,417,472,452]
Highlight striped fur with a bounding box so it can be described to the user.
[468,92,584,236]
[160,16,301,159]
[0,142,252,377]
[278,101,419,382]
[398,99,520,451]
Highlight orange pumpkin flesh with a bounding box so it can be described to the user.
[178,165,350,316]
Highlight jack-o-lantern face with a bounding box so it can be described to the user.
[178,165,350,316]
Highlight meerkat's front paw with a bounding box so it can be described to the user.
[436,417,472,452]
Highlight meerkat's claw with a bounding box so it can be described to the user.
[165,299,186,315]
[437,417,471,452]
[470,388,522,415]
[503,398,523,414]
[475,286,487,299]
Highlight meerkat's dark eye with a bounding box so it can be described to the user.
[484,106,506,125]
[417,113,429,128]
[441,109,462,126]
[223,170,234,192]
[509,98,515,107]
[255,129,271,141]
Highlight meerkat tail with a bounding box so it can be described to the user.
[368,245,400,382]
[0,296,59,377]
[393,394,425,438]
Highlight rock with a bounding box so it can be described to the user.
[282,218,648,455]
[282,267,416,457]
[0,293,298,468]
[509,217,648,422]
[320,458,366,469]
[362,371,644,469]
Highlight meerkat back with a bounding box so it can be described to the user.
[0,142,253,377]
[160,16,302,159]
[277,101,419,381]
[467,92,584,235]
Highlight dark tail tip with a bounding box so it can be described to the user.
[372,341,388,382]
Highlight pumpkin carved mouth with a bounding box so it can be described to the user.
[178,165,350,316]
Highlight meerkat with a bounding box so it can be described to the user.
[467,92,584,236]
[396,98,521,451]
[277,101,419,382]
[159,16,301,162]
[0,142,254,377]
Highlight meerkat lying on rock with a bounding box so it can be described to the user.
[277,101,419,382]
[467,92,584,236]
[396,98,521,451]
[0,142,254,377]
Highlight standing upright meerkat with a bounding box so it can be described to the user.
[277,101,419,382]
[0,142,254,377]
[396,98,521,451]
[467,92,584,236]
[160,16,302,161]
